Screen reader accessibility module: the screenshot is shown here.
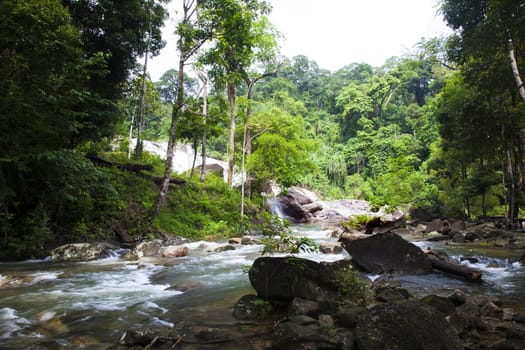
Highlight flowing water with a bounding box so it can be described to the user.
[0,226,524,349]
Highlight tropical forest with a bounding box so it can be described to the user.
[1,1,525,349]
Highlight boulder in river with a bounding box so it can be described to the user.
[248,256,339,302]
[340,232,433,274]
[161,245,188,258]
[50,243,113,262]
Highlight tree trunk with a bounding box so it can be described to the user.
[246,127,252,199]
[508,37,525,104]
[426,253,482,282]
[227,82,236,189]
[189,137,198,181]
[198,70,208,183]
[150,27,185,219]
[135,3,153,158]
[127,112,135,160]
[150,0,209,219]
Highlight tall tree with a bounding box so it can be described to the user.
[441,0,525,223]
[200,0,272,189]
[1,0,161,258]
[151,0,201,218]
[62,0,169,142]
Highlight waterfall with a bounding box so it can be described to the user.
[267,197,285,219]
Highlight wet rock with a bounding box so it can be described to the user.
[272,321,353,350]
[161,245,188,258]
[288,297,321,317]
[233,294,273,320]
[451,220,467,232]
[492,326,525,350]
[425,234,450,242]
[272,187,320,223]
[339,231,367,241]
[119,330,156,347]
[241,236,261,245]
[287,315,318,326]
[390,227,412,236]
[319,242,343,254]
[514,312,525,324]
[318,314,334,328]
[448,289,467,306]
[452,233,466,243]
[213,244,236,252]
[334,304,367,329]
[413,223,427,234]
[288,186,319,204]
[424,219,447,233]
[481,301,503,319]
[70,335,101,348]
[303,202,323,214]
[249,256,339,302]
[127,240,163,258]
[355,301,463,350]
[420,294,457,316]
[35,312,69,337]
[374,285,412,303]
[50,243,113,262]
[340,232,433,274]
[228,237,242,244]
[194,326,228,342]
[448,300,488,333]
[166,281,204,292]
[0,274,37,287]
[125,238,189,259]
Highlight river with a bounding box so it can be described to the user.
[0,225,524,349]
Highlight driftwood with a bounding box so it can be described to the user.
[425,251,482,282]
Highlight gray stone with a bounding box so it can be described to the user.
[355,301,463,350]
[340,232,433,274]
[249,257,339,302]
[50,243,113,262]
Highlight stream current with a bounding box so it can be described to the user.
[0,225,524,349]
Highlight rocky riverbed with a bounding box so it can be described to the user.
[2,188,525,349]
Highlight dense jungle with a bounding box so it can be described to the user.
[2,0,524,260]
[2,1,525,350]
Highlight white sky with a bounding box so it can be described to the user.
[148,0,452,81]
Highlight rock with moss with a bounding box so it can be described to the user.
[249,256,340,302]
[50,243,114,262]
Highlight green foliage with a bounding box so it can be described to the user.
[154,173,245,239]
[258,213,318,255]
[248,98,318,188]
[333,266,372,306]
[342,214,372,231]
[0,150,120,259]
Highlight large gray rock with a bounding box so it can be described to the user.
[51,243,113,262]
[125,238,189,259]
[340,232,433,274]
[355,301,463,350]
[248,257,339,302]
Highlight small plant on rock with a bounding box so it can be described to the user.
[342,214,371,231]
[333,266,372,306]
[258,212,318,255]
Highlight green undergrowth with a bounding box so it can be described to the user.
[101,151,258,240]
[155,173,248,240]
